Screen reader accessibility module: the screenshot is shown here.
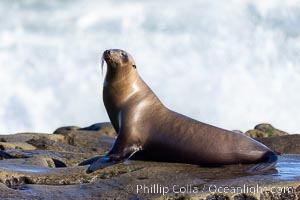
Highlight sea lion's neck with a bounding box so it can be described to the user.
[104,68,139,89]
[103,68,166,133]
[103,69,163,107]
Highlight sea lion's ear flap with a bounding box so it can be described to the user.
[132,64,136,68]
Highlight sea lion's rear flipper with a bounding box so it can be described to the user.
[86,145,142,173]
[245,151,278,173]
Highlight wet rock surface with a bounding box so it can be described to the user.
[0,123,299,200]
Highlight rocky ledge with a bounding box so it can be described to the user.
[0,123,299,200]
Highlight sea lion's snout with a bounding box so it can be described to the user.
[105,50,110,54]
[103,49,112,61]
[102,49,121,62]
[104,50,111,56]
[101,49,114,73]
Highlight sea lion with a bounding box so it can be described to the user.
[87,49,278,173]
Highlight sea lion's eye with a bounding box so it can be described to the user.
[132,64,136,68]
[121,52,126,57]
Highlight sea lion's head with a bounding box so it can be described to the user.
[101,49,136,74]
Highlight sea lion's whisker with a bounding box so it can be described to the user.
[101,54,105,75]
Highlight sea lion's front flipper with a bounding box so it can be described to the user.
[86,108,143,173]
[78,156,102,166]
[86,144,142,173]
[86,156,118,173]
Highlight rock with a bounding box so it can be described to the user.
[245,124,288,138]
[0,156,56,168]
[245,130,266,138]
[0,125,115,167]
[4,149,94,167]
[0,153,299,199]
[54,130,115,154]
[0,158,141,186]
[0,124,299,199]
[0,151,14,160]
[0,133,64,143]
[166,194,192,200]
[254,123,288,136]
[261,187,296,200]
[54,122,116,137]
[0,155,297,199]
[0,142,36,151]
[296,185,300,198]
[206,194,229,200]
[53,126,81,134]
[27,136,92,153]
[256,135,300,154]
[52,123,116,154]
[260,191,273,200]
[4,176,27,190]
[233,194,257,200]
[232,130,243,134]
[79,122,112,132]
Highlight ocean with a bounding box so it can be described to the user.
[0,0,300,134]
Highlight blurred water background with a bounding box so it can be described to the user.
[0,0,300,134]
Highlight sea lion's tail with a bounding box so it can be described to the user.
[245,151,278,173]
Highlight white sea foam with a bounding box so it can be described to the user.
[0,0,299,134]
